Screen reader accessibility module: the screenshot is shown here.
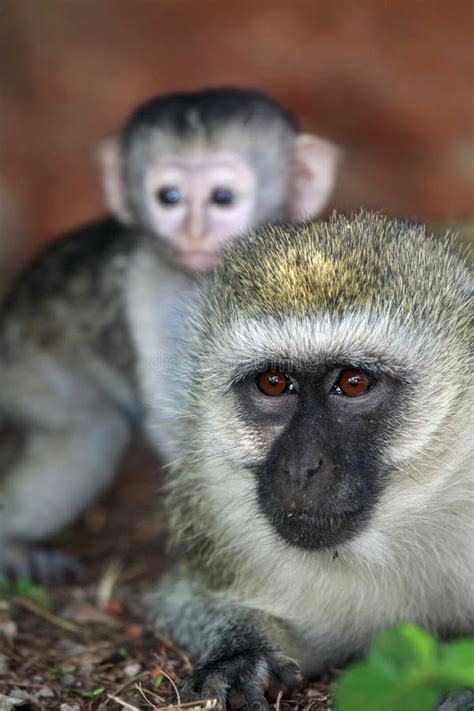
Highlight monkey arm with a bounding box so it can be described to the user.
[147,569,303,709]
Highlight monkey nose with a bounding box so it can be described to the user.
[185,213,207,243]
[281,459,324,487]
[186,229,206,244]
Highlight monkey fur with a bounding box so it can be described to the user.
[148,211,473,707]
[0,87,339,579]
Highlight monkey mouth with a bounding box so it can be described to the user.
[171,246,220,271]
[268,505,369,550]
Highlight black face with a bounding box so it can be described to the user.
[235,363,400,551]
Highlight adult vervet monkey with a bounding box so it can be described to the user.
[149,212,473,709]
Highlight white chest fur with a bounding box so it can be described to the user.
[125,247,195,461]
[203,454,474,675]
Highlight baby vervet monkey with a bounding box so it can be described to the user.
[0,87,340,579]
[148,212,473,708]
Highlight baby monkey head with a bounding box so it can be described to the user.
[185,212,471,553]
[97,87,340,271]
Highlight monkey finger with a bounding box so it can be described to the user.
[269,655,303,689]
[228,690,245,708]
[179,672,228,710]
[239,679,270,711]
[1,544,40,581]
[200,674,230,710]
[30,548,85,585]
[1,554,30,581]
[438,691,474,711]
[266,683,286,702]
[1,545,84,585]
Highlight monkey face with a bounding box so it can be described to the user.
[234,362,401,551]
[184,213,470,572]
[141,154,258,271]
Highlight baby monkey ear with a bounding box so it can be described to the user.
[96,135,133,224]
[289,134,342,222]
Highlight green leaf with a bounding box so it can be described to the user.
[335,661,440,711]
[368,622,438,675]
[0,576,52,609]
[335,624,474,711]
[436,639,474,689]
[154,673,165,688]
[82,687,105,698]
[336,663,392,710]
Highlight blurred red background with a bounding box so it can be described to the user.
[0,0,473,260]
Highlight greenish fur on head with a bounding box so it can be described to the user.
[202,211,471,336]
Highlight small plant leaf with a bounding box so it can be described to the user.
[437,639,474,689]
[0,576,52,609]
[116,646,129,659]
[368,622,437,674]
[335,661,440,711]
[82,687,105,698]
[335,624,474,711]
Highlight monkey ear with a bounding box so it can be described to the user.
[96,135,132,224]
[289,134,342,221]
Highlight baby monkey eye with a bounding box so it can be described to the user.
[334,368,373,397]
[257,370,294,396]
[157,187,182,206]
[211,187,235,206]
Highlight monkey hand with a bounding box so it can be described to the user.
[179,648,303,710]
[0,543,84,584]
[150,572,304,709]
[438,691,474,711]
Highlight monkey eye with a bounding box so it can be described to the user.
[157,187,182,206]
[211,187,235,206]
[256,370,295,396]
[332,369,374,397]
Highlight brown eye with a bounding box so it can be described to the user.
[336,369,372,397]
[257,370,289,396]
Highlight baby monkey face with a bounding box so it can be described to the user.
[144,153,257,271]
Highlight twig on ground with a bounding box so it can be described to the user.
[275,689,283,711]
[154,662,181,706]
[107,696,218,711]
[136,681,164,707]
[106,694,140,710]
[14,596,80,633]
[97,558,123,608]
[103,670,150,706]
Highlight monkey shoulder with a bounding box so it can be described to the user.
[167,488,239,593]
[0,216,137,376]
[1,217,134,319]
